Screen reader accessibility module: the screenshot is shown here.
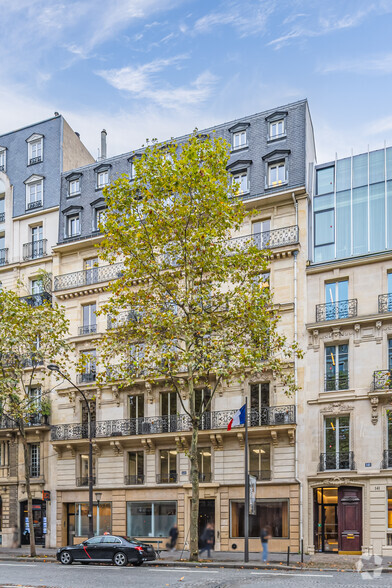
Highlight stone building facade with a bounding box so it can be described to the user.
[49,99,315,552]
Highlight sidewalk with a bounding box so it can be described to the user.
[1,546,391,572]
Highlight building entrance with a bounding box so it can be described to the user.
[20,500,46,546]
[314,486,362,554]
[198,499,215,538]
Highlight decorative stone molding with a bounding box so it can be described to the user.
[145,382,154,404]
[320,402,353,415]
[110,440,123,455]
[237,432,244,449]
[248,371,271,384]
[375,320,383,344]
[180,436,189,451]
[370,396,379,425]
[270,430,278,446]
[210,433,223,451]
[112,385,120,407]
[141,437,155,453]
[66,444,76,457]
[312,329,319,350]
[288,428,295,445]
[92,442,101,456]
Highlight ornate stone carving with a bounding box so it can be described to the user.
[312,330,319,350]
[270,430,278,446]
[376,320,382,344]
[112,385,120,407]
[145,382,154,404]
[248,371,271,384]
[370,396,379,425]
[110,440,123,455]
[320,402,353,414]
[237,432,244,449]
[288,428,295,445]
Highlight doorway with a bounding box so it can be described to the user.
[20,500,46,546]
[198,499,215,539]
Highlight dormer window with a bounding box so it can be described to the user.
[262,149,290,189]
[0,148,6,172]
[265,110,288,142]
[229,122,250,152]
[63,204,83,239]
[27,134,43,165]
[70,179,80,196]
[232,171,248,194]
[95,163,111,190]
[91,197,106,233]
[268,162,286,187]
[226,159,252,196]
[128,154,142,180]
[24,175,44,211]
[233,131,247,149]
[269,120,285,140]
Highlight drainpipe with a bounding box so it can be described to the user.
[291,192,303,549]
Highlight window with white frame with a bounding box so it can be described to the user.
[269,119,285,139]
[268,161,286,187]
[97,170,109,188]
[69,178,80,196]
[0,149,5,172]
[28,138,43,165]
[94,208,106,232]
[31,278,43,294]
[29,443,40,477]
[27,180,43,209]
[232,171,248,194]
[233,130,247,150]
[66,214,80,237]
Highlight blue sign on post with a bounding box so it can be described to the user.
[43,516,47,534]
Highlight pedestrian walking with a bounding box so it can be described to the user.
[199,522,215,558]
[260,524,272,562]
[166,523,179,551]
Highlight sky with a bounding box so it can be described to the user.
[1,0,392,163]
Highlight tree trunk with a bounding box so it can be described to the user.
[21,431,36,557]
[189,421,200,561]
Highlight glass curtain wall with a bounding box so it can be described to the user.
[314,147,392,262]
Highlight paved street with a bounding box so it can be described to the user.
[0,561,390,588]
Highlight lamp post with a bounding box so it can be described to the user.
[95,492,102,535]
[47,364,94,539]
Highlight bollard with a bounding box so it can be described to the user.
[301,539,304,563]
[287,545,290,566]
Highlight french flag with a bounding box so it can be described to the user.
[227,404,246,431]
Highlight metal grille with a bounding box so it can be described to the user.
[29,157,42,165]
[107,310,139,329]
[77,372,96,384]
[23,239,47,261]
[230,225,299,250]
[54,262,124,291]
[379,293,392,313]
[324,372,349,391]
[0,248,8,266]
[249,470,271,481]
[156,473,177,483]
[0,212,4,223]
[316,299,358,322]
[373,370,391,390]
[79,324,97,336]
[19,292,52,307]
[124,475,144,485]
[27,200,42,210]
[76,476,96,487]
[318,451,355,471]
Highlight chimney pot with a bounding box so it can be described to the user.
[101,129,107,160]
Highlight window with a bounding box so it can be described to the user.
[127,451,144,484]
[81,303,96,335]
[198,449,212,482]
[325,344,349,391]
[79,453,96,485]
[269,119,285,139]
[80,350,96,382]
[249,443,271,480]
[324,280,349,320]
[231,500,289,538]
[268,162,286,187]
[160,391,177,433]
[29,443,40,477]
[28,387,42,424]
[386,411,392,468]
[232,171,248,194]
[69,179,80,196]
[126,501,176,537]
[129,394,144,419]
[0,149,5,172]
[0,441,10,467]
[66,214,80,237]
[0,197,4,223]
[27,181,43,210]
[323,416,350,470]
[31,278,43,295]
[252,220,271,249]
[389,339,392,371]
[159,449,177,483]
[28,138,43,165]
[97,170,108,188]
[84,257,98,284]
[75,503,111,536]
[233,130,247,149]
[250,383,270,425]
[317,167,334,195]
[30,225,44,259]
[93,208,106,232]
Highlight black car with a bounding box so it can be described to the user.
[125,537,156,561]
[57,534,155,566]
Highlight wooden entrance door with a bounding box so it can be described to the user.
[338,487,362,554]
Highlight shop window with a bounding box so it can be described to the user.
[126,501,177,537]
[230,499,289,538]
[75,502,111,536]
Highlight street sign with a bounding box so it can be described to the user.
[42,490,51,501]
[249,475,257,515]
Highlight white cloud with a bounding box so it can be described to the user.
[318,53,392,74]
[194,0,275,37]
[366,115,392,136]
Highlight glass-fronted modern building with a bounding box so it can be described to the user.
[313,147,392,263]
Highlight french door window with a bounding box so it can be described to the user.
[325,344,349,390]
[323,416,350,470]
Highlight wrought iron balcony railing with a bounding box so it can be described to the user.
[0,248,8,266]
[157,473,178,484]
[50,405,296,441]
[0,414,49,429]
[316,299,358,322]
[107,310,139,329]
[198,472,213,482]
[78,324,97,336]
[77,372,96,384]
[230,226,299,251]
[0,212,4,223]
[0,164,4,172]
[29,156,42,165]
[23,239,47,261]
[76,476,96,487]
[318,451,355,471]
[382,450,392,469]
[379,293,392,313]
[54,262,124,291]
[19,292,52,307]
[373,370,391,391]
[26,200,42,211]
[124,475,144,485]
[249,470,272,481]
[325,372,349,391]
[0,416,17,430]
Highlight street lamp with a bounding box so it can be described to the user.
[47,364,94,539]
[95,492,102,536]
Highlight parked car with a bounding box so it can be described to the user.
[124,537,157,561]
[57,534,156,566]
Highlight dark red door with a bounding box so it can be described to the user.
[338,487,362,553]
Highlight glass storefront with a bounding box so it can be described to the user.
[127,501,176,537]
[74,502,111,537]
[230,499,289,538]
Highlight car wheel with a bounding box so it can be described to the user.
[60,551,73,565]
[113,551,128,567]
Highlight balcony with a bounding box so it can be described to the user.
[29,156,42,165]
[198,472,213,483]
[0,414,49,430]
[325,372,349,392]
[78,324,97,336]
[107,310,139,329]
[382,450,392,469]
[124,475,144,485]
[157,473,177,484]
[249,470,272,481]
[23,239,47,261]
[373,370,391,391]
[316,299,358,322]
[26,200,42,211]
[54,262,124,292]
[20,292,52,307]
[0,248,8,266]
[50,405,296,441]
[318,451,355,472]
[76,476,96,487]
[379,293,392,313]
[77,372,96,384]
[0,212,4,223]
[231,226,299,251]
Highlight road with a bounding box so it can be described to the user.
[0,561,389,587]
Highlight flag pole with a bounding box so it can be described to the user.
[244,396,249,563]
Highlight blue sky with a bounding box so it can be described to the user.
[1,0,392,162]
